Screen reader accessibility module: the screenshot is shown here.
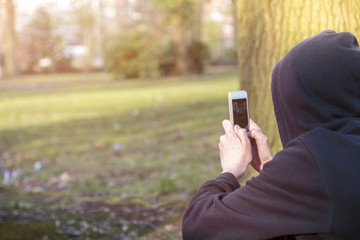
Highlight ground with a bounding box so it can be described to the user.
[0,66,256,239]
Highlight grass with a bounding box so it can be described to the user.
[0,67,258,238]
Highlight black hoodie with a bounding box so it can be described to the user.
[182,30,360,240]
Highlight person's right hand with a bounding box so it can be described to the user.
[248,119,274,172]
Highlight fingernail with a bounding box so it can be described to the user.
[234,125,240,130]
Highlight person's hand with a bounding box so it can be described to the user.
[248,119,274,172]
[219,120,253,179]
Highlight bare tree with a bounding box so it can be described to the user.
[4,0,16,77]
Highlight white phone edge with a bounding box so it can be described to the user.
[228,90,249,128]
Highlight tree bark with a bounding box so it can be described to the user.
[236,0,360,153]
[5,0,16,78]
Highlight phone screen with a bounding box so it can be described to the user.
[232,98,248,129]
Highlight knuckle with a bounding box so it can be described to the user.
[220,135,226,142]
[253,129,261,136]
[229,133,237,139]
[259,135,268,142]
[237,129,246,137]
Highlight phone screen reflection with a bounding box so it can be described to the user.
[232,99,248,129]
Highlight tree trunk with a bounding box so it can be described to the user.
[236,0,360,153]
[192,0,204,41]
[232,0,238,58]
[5,0,16,78]
[172,20,187,75]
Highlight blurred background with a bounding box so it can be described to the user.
[0,0,359,239]
[0,0,237,77]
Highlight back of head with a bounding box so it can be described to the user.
[272,30,360,146]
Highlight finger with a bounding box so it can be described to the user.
[234,125,249,145]
[233,125,242,143]
[222,119,234,134]
[249,129,268,145]
[249,119,262,132]
[248,128,261,140]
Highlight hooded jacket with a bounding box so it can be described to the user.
[182,30,360,240]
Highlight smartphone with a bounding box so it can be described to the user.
[228,90,249,131]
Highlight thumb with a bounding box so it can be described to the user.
[234,125,250,144]
[249,129,273,157]
[249,118,262,133]
[222,119,234,134]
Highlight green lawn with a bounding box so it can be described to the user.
[0,68,257,239]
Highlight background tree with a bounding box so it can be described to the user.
[202,0,236,64]
[191,0,204,41]
[4,0,16,77]
[18,7,69,73]
[153,0,197,75]
[202,19,222,63]
[21,7,57,72]
[71,0,96,71]
[106,29,160,79]
[236,0,360,153]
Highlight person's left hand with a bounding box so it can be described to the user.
[219,120,253,179]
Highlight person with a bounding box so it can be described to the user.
[182,30,360,240]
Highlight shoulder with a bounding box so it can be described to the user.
[289,127,360,172]
[253,133,328,197]
[274,127,358,169]
[264,128,347,181]
[262,135,317,177]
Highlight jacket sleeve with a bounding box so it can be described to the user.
[182,138,332,240]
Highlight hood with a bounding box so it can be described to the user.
[272,30,360,147]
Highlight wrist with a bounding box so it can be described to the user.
[259,155,274,171]
[222,167,246,179]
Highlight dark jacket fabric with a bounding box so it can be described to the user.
[182,30,360,240]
